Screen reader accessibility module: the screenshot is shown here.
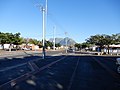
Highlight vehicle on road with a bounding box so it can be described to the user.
[67,49,75,53]
[22,47,31,51]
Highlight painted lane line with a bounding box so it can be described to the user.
[0,56,67,89]
[33,56,66,74]
[67,57,80,90]
[28,62,35,71]
[28,61,40,71]
[51,53,62,56]
[0,63,27,72]
[0,57,42,72]
[0,51,42,59]
[92,56,120,79]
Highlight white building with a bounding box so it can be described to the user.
[0,44,3,49]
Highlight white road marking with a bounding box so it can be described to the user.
[0,56,67,89]
[0,63,27,72]
[67,57,80,90]
[51,53,62,56]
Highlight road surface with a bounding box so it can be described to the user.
[0,51,120,90]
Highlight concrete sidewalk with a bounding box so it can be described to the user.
[0,50,42,58]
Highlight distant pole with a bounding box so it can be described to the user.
[45,0,47,40]
[46,0,47,16]
[53,26,56,51]
[42,7,46,59]
[65,32,67,53]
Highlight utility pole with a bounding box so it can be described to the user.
[46,0,47,16]
[36,0,47,59]
[42,7,46,59]
[41,0,48,59]
[65,32,67,53]
[45,0,47,43]
[53,26,56,51]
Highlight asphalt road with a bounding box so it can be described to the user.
[1,54,119,90]
[0,50,63,69]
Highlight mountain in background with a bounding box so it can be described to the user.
[49,38,63,44]
[49,37,76,46]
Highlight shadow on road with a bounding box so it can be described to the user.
[0,55,120,90]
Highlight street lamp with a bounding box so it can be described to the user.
[41,7,46,59]
[42,0,47,59]
[35,0,47,59]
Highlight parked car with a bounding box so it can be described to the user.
[67,49,75,53]
[22,47,31,51]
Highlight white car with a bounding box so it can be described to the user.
[67,49,75,53]
[22,47,31,51]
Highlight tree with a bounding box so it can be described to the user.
[55,43,61,47]
[0,32,15,51]
[74,43,82,50]
[13,33,21,44]
[81,42,90,49]
[38,41,42,48]
[0,32,22,50]
[112,33,120,44]
[29,38,39,45]
[86,34,114,54]
[0,32,6,49]
[45,41,53,49]
[13,33,23,50]
[74,42,90,51]
[102,35,113,54]
[86,34,104,47]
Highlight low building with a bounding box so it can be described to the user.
[91,44,120,55]
[0,44,3,49]
[108,45,120,55]
[20,43,41,51]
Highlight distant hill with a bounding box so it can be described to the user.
[49,38,63,44]
[49,37,76,46]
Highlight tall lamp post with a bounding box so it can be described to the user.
[36,0,47,59]
[42,0,47,59]
[41,7,46,59]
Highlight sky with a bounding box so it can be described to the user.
[0,0,120,43]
